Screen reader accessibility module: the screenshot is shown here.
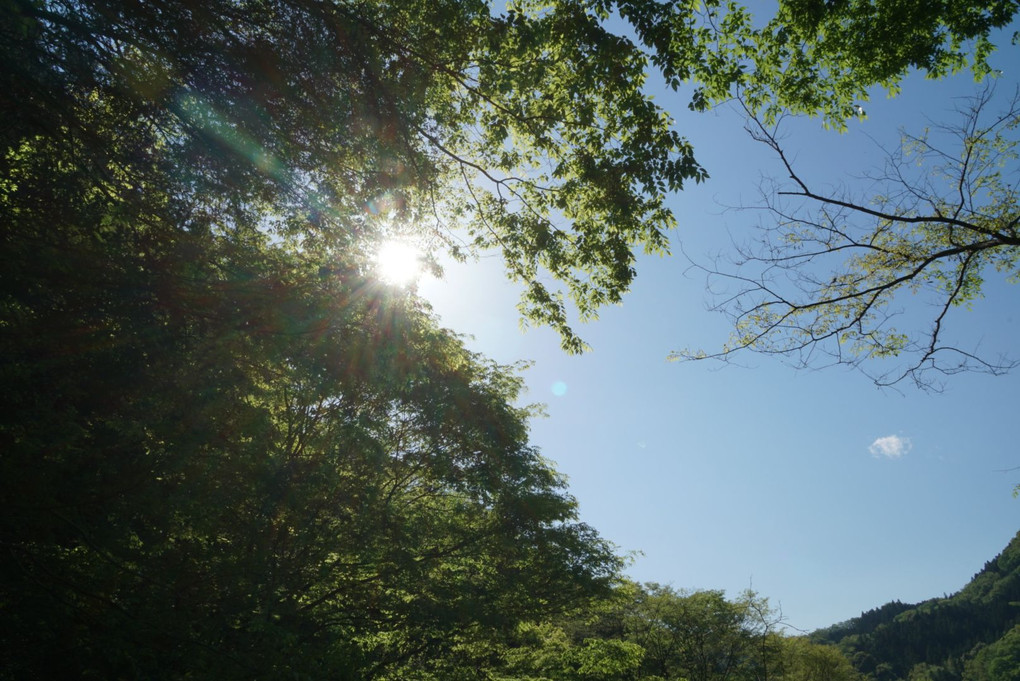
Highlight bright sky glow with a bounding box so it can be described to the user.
[376,239,422,286]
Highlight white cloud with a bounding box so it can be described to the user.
[869,434,912,459]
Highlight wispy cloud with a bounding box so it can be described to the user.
[869,434,911,459]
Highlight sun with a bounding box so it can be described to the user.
[375,239,422,286]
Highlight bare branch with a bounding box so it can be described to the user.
[675,86,1020,389]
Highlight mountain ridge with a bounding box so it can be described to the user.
[810,530,1020,681]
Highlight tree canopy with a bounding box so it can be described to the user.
[665,2,1020,387]
[3,0,718,352]
[0,113,623,675]
[11,0,1015,351]
[658,0,1020,127]
[2,0,667,675]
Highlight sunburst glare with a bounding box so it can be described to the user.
[375,239,422,286]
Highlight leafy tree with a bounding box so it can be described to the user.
[964,625,1020,681]
[622,584,777,681]
[488,582,796,681]
[781,637,861,681]
[488,584,645,681]
[676,86,1020,388]
[636,0,1019,390]
[0,183,622,677]
[664,0,1019,128]
[560,638,647,681]
[10,0,1013,351]
[3,1,661,676]
[2,0,717,351]
[631,0,1020,389]
[482,583,866,681]
[910,662,959,681]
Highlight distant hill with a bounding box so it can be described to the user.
[811,531,1020,681]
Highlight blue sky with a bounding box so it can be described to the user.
[418,38,1020,633]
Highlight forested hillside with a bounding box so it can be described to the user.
[812,532,1020,681]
